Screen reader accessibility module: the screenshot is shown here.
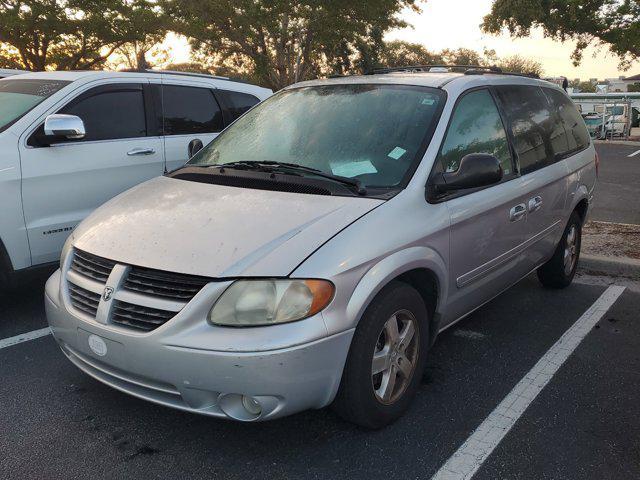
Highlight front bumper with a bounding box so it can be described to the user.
[45,270,353,421]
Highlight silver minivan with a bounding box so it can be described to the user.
[45,67,597,428]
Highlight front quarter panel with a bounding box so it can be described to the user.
[0,131,30,270]
[292,190,450,336]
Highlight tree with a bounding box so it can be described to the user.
[628,83,640,92]
[441,48,486,66]
[0,44,23,69]
[162,0,420,90]
[0,0,169,71]
[163,62,211,74]
[482,0,640,69]
[378,40,444,67]
[496,54,543,76]
[109,38,171,71]
[569,79,597,93]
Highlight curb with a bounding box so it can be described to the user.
[579,254,640,279]
[594,140,640,146]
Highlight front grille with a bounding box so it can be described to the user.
[124,266,210,301]
[68,283,101,317]
[112,301,177,332]
[71,249,116,282]
[66,249,212,333]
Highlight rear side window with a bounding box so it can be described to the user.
[544,88,591,153]
[61,89,146,141]
[161,85,223,135]
[219,90,261,122]
[495,85,567,175]
[438,89,513,176]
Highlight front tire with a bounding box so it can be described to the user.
[537,211,582,289]
[332,281,429,429]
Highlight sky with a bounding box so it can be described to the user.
[164,0,639,81]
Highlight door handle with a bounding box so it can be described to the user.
[509,203,527,222]
[528,196,543,213]
[127,148,156,156]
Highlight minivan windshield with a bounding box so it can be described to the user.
[0,79,70,133]
[188,84,445,190]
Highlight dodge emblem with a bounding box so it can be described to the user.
[102,286,114,301]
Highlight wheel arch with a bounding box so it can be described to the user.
[345,247,448,346]
[0,237,14,284]
[571,183,591,225]
[574,197,589,224]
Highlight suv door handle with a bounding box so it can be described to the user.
[528,196,543,213]
[127,148,156,156]
[509,203,527,222]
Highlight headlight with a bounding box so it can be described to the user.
[208,279,334,327]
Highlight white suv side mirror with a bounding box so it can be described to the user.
[44,114,86,140]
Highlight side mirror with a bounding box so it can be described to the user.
[188,139,204,158]
[44,114,86,140]
[432,153,503,194]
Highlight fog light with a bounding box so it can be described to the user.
[241,395,262,415]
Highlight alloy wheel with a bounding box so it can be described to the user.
[564,224,578,276]
[371,309,419,405]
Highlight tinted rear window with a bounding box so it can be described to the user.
[544,88,591,153]
[495,85,567,175]
[219,90,261,122]
[161,85,223,135]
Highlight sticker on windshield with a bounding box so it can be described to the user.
[331,160,377,178]
[421,97,436,106]
[387,147,407,160]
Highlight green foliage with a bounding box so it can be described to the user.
[496,54,543,76]
[374,42,543,76]
[162,0,420,90]
[440,48,485,66]
[0,44,23,69]
[163,62,211,74]
[377,40,444,67]
[569,79,597,93]
[482,0,640,69]
[0,0,169,71]
[629,83,640,92]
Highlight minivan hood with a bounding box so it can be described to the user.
[72,176,382,278]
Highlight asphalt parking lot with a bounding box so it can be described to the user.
[2,144,640,480]
[1,275,639,479]
[592,142,640,224]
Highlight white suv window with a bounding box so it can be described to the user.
[161,85,223,135]
[61,87,146,141]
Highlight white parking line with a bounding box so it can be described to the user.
[431,285,626,480]
[0,327,51,350]
[628,149,640,158]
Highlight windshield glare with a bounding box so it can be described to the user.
[189,84,445,189]
[0,79,70,132]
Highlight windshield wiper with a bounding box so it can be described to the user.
[212,161,367,195]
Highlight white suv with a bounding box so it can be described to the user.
[0,70,271,286]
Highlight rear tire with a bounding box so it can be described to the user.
[537,212,582,289]
[332,281,429,429]
[0,245,11,291]
[0,270,8,290]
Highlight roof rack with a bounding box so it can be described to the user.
[119,68,254,84]
[369,64,540,79]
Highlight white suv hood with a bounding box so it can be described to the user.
[72,176,382,278]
